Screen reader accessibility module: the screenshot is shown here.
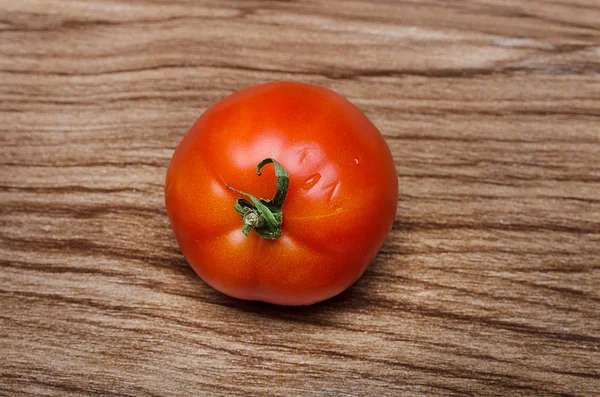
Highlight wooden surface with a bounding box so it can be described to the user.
[1,0,599,396]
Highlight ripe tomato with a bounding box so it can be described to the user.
[165,82,397,305]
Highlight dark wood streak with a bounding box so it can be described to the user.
[1,0,599,396]
[395,220,600,234]
[3,61,600,80]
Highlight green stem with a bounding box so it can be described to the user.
[226,158,289,240]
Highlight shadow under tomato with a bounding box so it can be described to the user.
[160,202,406,321]
[211,229,404,320]
[159,220,408,331]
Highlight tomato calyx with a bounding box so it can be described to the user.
[226,158,289,240]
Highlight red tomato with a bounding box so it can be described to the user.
[165,82,397,305]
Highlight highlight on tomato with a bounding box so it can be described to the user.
[165,81,398,305]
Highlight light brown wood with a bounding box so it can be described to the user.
[1,1,599,396]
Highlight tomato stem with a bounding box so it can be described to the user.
[226,158,289,240]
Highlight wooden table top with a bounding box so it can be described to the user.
[1,1,599,396]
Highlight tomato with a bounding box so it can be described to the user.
[165,82,397,305]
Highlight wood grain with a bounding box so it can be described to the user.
[1,0,599,396]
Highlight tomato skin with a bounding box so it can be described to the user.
[165,82,397,305]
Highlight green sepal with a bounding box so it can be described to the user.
[226,158,289,240]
